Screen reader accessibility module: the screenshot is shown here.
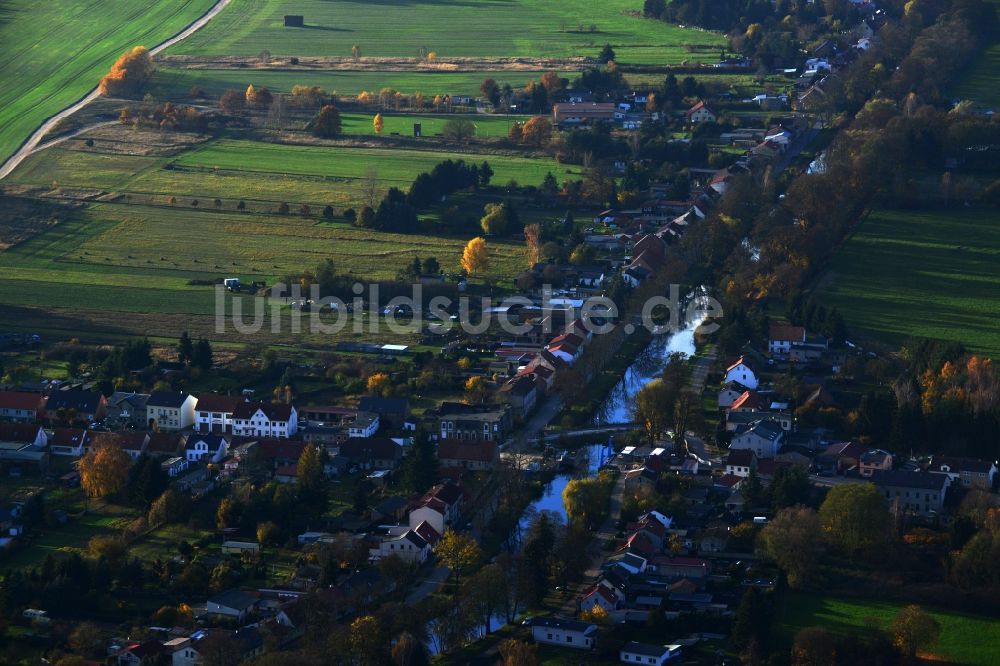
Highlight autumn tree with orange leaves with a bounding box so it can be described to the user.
[99,47,155,97]
[79,441,130,498]
[461,237,489,275]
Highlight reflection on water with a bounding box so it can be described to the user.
[593,319,700,425]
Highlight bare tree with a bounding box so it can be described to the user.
[266,93,286,129]
[362,166,382,210]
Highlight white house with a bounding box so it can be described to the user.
[146,392,198,431]
[729,420,784,459]
[723,356,759,390]
[185,434,229,463]
[194,394,244,434]
[527,617,597,650]
[686,100,716,123]
[348,411,380,438]
[372,526,431,564]
[164,637,200,666]
[579,582,621,614]
[620,642,682,665]
[768,323,806,356]
[232,402,298,438]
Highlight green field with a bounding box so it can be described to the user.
[151,66,576,99]
[340,113,532,138]
[817,207,1000,358]
[0,0,216,163]
[955,41,1000,107]
[165,0,723,63]
[777,593,1000,665]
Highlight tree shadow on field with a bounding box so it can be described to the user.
[300,24,355,33]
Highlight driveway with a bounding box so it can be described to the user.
[405,565,450,604]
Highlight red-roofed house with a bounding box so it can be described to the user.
[48,428,88,457]
[86,431,149,459]
[768,323,806,356]
[144,432,186,459]
[686,100,716,123]
[195,393,245,434]
[730,391,765,413]
[0,391,45,422]
[408,483,464,534]
[579,582,622,614]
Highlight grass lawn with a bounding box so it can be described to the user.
[0,0,216,163]
[776,592,1000,666]
[165,0,723,64]
[817,206,1000,358]
[955,40,1000,107]
[171,139,560,189]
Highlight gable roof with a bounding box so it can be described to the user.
[234,401,294,421]
[46,390,104,413]
[438,439,497,464]
[730,391,764,411]
[686,100,714,116]
[930,456,995,475]
[358,396,409,415]
[526,616,597,634]
[187,433,228,451]
[209,588,258,612]
[256,438,305,461]
[725,355,756,375]
[88,430,148,452]
[413,520,441,546]
[740,420,784,442]
[145,432,185,455]
[339,437,403,462]
[873,469,949,491]
[622,642,672,658]
[0,391,43,411]
[0,422,44,444]
[147,391,193,409]
[48,427,88,448]
[195,393,244,413]
[726,449,756,467]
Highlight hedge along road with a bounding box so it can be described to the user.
[0,0,233,181]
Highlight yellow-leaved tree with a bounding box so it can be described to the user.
[373,113,384,134]
[461,237,489,275]
[79,441,130,498]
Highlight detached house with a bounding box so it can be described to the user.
[194,393,244,434]
[408,482,464,534]
[146,392,197,431]
[338,437,403,470]
[437,403,510,442]
[232,402,298,438]
[620,642,682,665]
[525,616,597,650]
[144,433,186,459]
[372,525,432,564]
[88,431,149,460]
[499,374,537,419]
[729,419,784,459]
[686,100,717,123]
[0,391,45,422]
[723,356,759,390]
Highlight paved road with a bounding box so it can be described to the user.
[405,565,450,604]
[0,0,233,180]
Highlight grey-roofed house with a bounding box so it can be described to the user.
[207,589,258,623]
[729,419,785,459]
[146,392,197,431]
[357,396,409,427]
[620,641,682,664]
[929,456,997,490]
[526,616,598,650]
[105,392,150,429]
[873,470,950,517]
[46,390,107,424]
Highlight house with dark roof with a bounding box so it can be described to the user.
[499,374,538,419]
[723,356,759,390]
[186,433,229,463]
[873,470,950,517]
[436,403,510,442]
[255,439,305,470]
[0,423,47,448]
[859,449,893,478]
[207,589,259,624]
[146,392,197,431]
[357,396,409,428]
[372,525,431,564]
[729,419,784,459]
[525,616,598,650]
[46,390,106,424]
[47,428,88,457]
[338,437,403,470]
[437,439,498,471]
[725,449,756,477]
[0,391,45,422]
[232,402,298,438]
[145,432,186,459]
[815,440,866,475]
[87,431,149,459]
[194,393,245,434]
[929,456,997,489]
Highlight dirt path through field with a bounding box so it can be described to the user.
[0,0,233,180]
[158,54,593,73]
